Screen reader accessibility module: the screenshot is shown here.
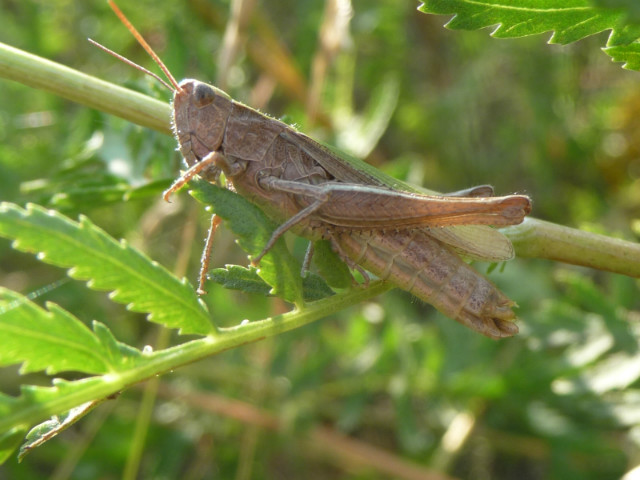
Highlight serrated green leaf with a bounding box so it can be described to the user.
[210,265,334,302]
[0,202,213,336]
[0,378,100,429]
[18,399,107,462]
[418,0,640,47]
[301,273,335,302]
[604,42,640,69]
[0,288,119,375]
[209,265,273,296]
[312,240,352,290]
[0,377,108,463]
[92,321,143,369]
[189,179,304,306]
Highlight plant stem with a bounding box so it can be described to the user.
[503,217,640,277]
[0,41,171,134]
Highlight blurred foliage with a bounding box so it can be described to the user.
[1,0,640,479]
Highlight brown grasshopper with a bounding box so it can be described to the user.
[100,1,531,339]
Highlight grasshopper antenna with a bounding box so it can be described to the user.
[87,38,175,92]
[99,0,183,93]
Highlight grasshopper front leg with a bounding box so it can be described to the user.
[163,150,241,294]
[163,151,221,202]
[163,150,247,201]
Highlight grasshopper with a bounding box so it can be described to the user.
[100,1,531,339]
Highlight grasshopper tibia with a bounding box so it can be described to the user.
[198,214,222,294]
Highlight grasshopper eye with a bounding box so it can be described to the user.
[194,83,215,107]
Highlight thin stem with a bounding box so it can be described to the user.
[0,42,171,134]
[122,370,159,480]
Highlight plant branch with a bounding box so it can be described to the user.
[503,218,640,277]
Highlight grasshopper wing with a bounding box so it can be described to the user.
[427,225,515,262]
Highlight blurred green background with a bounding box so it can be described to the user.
[1,1,640,479]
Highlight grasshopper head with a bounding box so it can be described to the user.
[172,80,233,175]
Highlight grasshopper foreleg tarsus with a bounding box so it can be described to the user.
[163,151,224,202]
[197,214,222,295]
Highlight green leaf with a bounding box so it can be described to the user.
[0,288,139,375]
[189,179,305,306]
[48,183,131,209]
[604,42,640,69]
[18,399,109,462]
[209,265,273,296]
[0,203,213,336]
[418,0,640,47]
[92,321,144,369]
[312,240,352,290]
[0,377,112,461]
[209,265,334,302]
[301,273,336,302]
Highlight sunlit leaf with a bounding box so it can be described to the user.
[418,0,640,46]
[0,203,213,336]
[0,289,139,375]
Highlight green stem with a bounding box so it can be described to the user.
[0,41,171,134]
[122,327,171,480]
[502,218,640,277]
